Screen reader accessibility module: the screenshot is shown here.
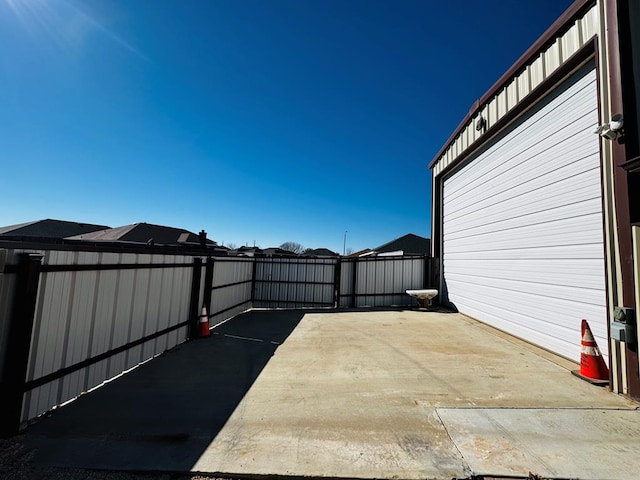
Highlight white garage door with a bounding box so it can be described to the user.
[442,63,608,363]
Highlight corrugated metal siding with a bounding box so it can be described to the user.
[338,257,427,308]
[355,257,425,307]
[254,258,336,308]
[442,64,606,364]
[22,251,195,422]
[209,258,253,326]
[432,4,599,177]
[6,251,431,424]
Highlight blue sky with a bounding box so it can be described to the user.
[1,0,573,252]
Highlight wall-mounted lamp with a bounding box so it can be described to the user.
[595,113,624,141]
[475,116,486,132]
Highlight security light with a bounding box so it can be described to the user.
[609,113,624,132]
[595,114,624,141]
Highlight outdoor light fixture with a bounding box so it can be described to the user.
[475,116,486,132]
[610,113,624,132]
[595,113,624,141]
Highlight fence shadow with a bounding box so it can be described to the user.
[25,309,305,472]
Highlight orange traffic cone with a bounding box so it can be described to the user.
[571,319,609,385]
[199,305,210,338]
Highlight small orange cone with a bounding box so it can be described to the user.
[571,319,609,385]
[199,305,210,338]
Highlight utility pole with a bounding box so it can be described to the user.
[343,230,348,256]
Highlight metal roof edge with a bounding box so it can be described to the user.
[428,0,597,169]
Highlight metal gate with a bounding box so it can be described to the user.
[253,257,338,308]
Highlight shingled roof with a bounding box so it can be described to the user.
[374,233,431,256]
[68,222,216,246]
[305,248,339,257]
[0,219,110,239]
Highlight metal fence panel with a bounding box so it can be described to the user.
[4,248,429,427]
[254,258,337,308]
[212,258,253,287]
[21,251,197,422]
[209,258,253,326]
[355,256,425,307]
[336,256,427,308]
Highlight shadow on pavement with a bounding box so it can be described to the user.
[25,309,305,472]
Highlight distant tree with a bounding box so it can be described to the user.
[280,241,305,254]
[226,242,237,250]
[346,248,354,255]
[303,248,314,255]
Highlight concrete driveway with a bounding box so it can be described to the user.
[25,309,640,479]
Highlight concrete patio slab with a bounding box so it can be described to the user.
[24,309,638,479]
[437,408,640,480]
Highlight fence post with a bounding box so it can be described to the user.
[188,257,203,340]
[334,258,342,308]
[250,258,258,305]
[202,257,215,316]
[432,257,440,289]
[351,258,358,308]
[423,255,430,289]
[0,253,43,438]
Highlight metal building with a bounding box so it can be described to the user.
[430,0,640,398]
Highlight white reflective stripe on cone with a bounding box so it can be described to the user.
[582,346,600,356]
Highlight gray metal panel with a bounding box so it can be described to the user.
[20,251,426,423]
[355,257,424,307]
[254,258,336,307]
[213,258,253,287]
[126,254,150,369]
[22,250,196,422]
[30,269,72,380]
[209,258,253,323]
[167,256,191,348]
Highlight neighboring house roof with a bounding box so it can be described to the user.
[305,248,339,257]
[236,246,263,253]
[0,219,110,238]
[230,246,263,257]
[347,248,374,257]
[263,247,295,255]
[374,233,431,256]
[68,222,216,246]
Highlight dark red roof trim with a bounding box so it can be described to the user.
[429,0,597,169]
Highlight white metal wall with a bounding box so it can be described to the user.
[22,251,195,422]
[209,258,253,326]
[442,63,607,363]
